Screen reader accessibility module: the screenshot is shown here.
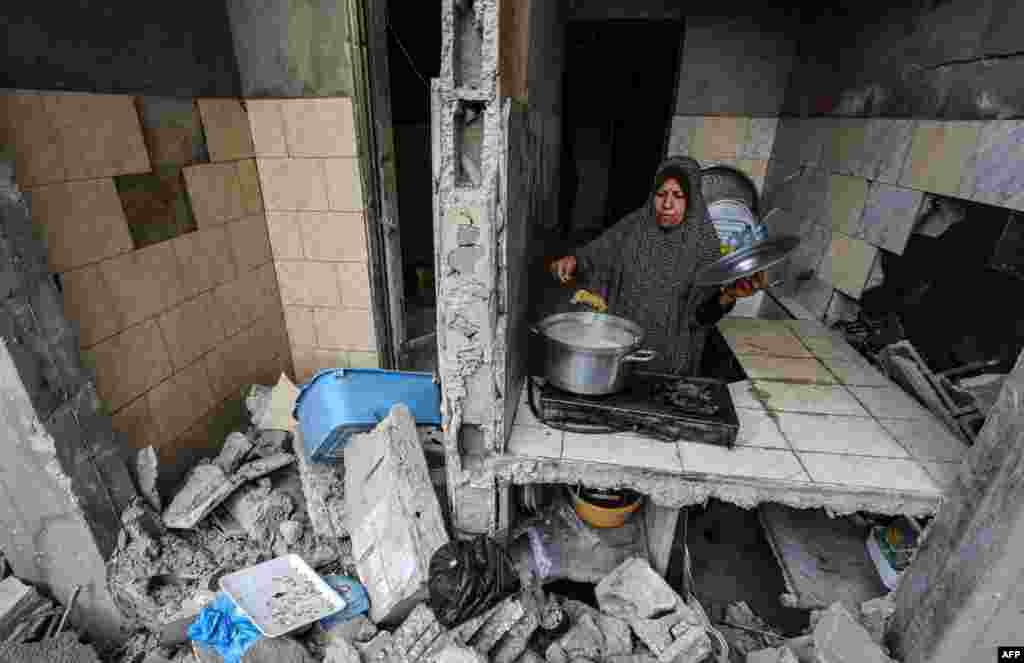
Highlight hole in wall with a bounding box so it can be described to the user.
[454,101,486,188]
[453,0,483,88]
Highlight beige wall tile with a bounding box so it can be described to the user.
[826,175,869,236]
[313,308,373,351]
[337,261,371,309]
[43,93,150,180]
[157,292,227,370]
[100,241,187,326]
[90,319,173,410]
[227,214,272,273]
[111,395,157,450]
[0,93,65,186]
[256,158,329,211]
[147,360,215,446]
[899,121,982,196]
[183,162,245,227]
[275,261,341,307]
[197,98,255,162]
[236,159,264,215]
[29,178,133,272]
[823,232,878,299]
[266,212,305,260]
[284,306,317,347]
[300,212,367,261]
[291,346,320,383]
[213,275,264,337]
[823,119,867,175]
[281,98,358,157]
[60,262,124,347]
[245,100,289,157]
[324,157,364,211]
[692,117,747,160]
[171,226,239,298]
[347,352,380,369]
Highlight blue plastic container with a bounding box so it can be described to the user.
[294,368,442,463]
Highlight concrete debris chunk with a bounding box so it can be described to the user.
[196,636,317,662]
[216,432,255,474]
[346,404,448,624]
[471,596,527,657]
[813,602,894,663]
[492,612,540,663]
[599,614,633,657]
[0,631,100,663]
[325,636,363,663]
[859,596,895,645]
[256,373,301,432]
[433,644,489,663]
[629,612,684,656]
[655,624,711,663]
[254,430,293,457]
[246,383,273,426]
[596,558,679,620]
[607,656,658,663]
[316,614,379,649]
[0,576,50,640]
[162,452,295,529]
[546,613,604,663]
[224,481,294,544]
[136,445,162,511]
[357,631,395,663]
[515,652,546,663]
[391,603,445,662]
[747,646,800,663]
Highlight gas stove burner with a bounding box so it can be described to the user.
[655,379,721,416]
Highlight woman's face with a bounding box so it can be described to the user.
[655,177,686,227]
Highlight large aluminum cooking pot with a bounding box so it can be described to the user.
[531,312,657,395]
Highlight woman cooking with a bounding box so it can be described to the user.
[549,156,768,376]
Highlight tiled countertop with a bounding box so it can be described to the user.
[495,317,966,517]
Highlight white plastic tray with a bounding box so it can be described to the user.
[219,554,346,637]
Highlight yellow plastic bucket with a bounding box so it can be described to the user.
[569,486,642,529]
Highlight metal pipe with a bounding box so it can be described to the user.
[52,585,81,637]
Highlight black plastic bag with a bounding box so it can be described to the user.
[428,535,520,627]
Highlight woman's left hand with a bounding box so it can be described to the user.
[721,271,769,304]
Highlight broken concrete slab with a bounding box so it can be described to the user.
[136,445,162,511]
[516,652,546,663]
[596,558,678,620]
[758,504,887,612]
[492,612,540,663]
[346,404,448,624]
[279,519,304,546]
[813,602,893,663]
[598,615,633,657]
[471,596,527,657]
[433,644,489,663]
[162,453,295,529]
[546,613,605,663]
[0,576,49,640]
[215,432,254,474]
[357,632,395,663]
[655,625,711,663]
[195,636,318,663]
[607,656,657,663]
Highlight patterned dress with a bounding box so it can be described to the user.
[575,157,729,375]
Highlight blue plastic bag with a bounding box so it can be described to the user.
[318,576,370,629]
[188,593,263,663]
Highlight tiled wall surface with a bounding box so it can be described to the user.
[246,98,378,383]
[761,117,1024,320]
[0,90,291,483]
[667,115,779,192]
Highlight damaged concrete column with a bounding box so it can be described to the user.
[890,350,1024,663]
[435,0,508,534]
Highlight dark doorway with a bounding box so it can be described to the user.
[559,20,684,248]
[387,0,442,371]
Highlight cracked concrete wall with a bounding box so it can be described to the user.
[784,0,1024,119]
[0,158,134,646]
[890,351,1024,662]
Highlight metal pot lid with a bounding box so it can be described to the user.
[694,234,802,287]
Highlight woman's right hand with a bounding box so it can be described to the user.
[549,256,577,283]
